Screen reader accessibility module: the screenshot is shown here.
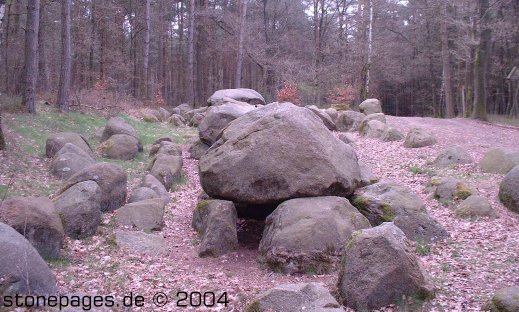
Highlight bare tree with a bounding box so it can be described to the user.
[22,0,40,114]
[235,0,248,88]
[143,0,151,99]
[0,107,5,150]
[56,0,72,112]
[187,0,196,105]
[440,2,455,118]
[472,0,491,121]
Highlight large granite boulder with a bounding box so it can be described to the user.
[499,165,519,214]
[337,223,435,311]
[352,181,448,243]
[207,88,265,106]
[0,223,58,304]
[0,197,64,259]
[62,162,127,212]
[433,145,473,168]
[404,127,437,148]
[199,102,362,208]
[98,134,140,160]
[198,102,256,145]
[244,283,343,312]
[46,132,93,158]
[480,148,519,174]
[192,199,238,257]
[53,181,102,239]
[258,196,370,274]
[359,98,382,115]
[50,143,96,180]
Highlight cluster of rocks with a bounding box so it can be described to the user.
[116,137,184,237]
[184,92,446,310]
[319,98,437,148]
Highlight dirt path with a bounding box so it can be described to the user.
[53,116,519,312]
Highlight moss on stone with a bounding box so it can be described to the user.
[244,301,262,312]
[454,183,472,200]
[381,202,396,221]
[351,196,370,212]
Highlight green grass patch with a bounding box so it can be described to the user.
[415,242,432,256]
[119,114,184,145]
[408,165,436,176]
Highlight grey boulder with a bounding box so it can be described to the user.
[485,286,519,312]
[455,195,496,219]
[53,181,102,239]
[115,198,165,231]
[208,88,265,106]
[337,223,435,311]
[149,154,183,190]
[98,134,140,160]
[499,165,519,214]
[480,148,519,174]
[404,127,437,148]
[141,174,170,204]
[245,283,343,312]
[359,98,382,115]
[192,200,238,257]
[306,105,336,131]
[258,196,370,274]
[198,102,256,145]
[62,162,127,212]
[100,117,139,142]
[433,145,473,168]
[336,110,365,132]
[115,230,168,256]
[352,181,448,243]
[0,197,64,259]
[50,144,96,180]
[0,223,58,302]
[127,187,161,204]
[199,102,362,207]
[46,132,93,158]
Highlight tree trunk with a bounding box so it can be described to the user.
[57,0,72,113]
[187,0,196,105]
[472,0,491,121]
[441,2,455,118]
[235,0,248,88]
[0,107,5,150]
[22,0,40,114]
[38,9,50,92]
[143,0,151,99]
[365,0,373,99]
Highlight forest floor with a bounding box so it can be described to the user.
[1,106,518,311]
